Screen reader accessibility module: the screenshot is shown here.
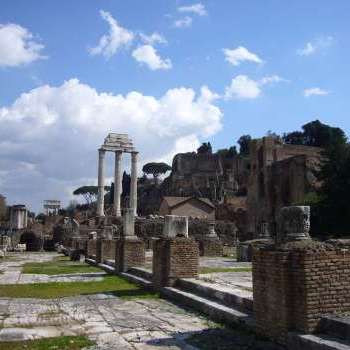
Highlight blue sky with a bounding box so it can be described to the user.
[0,1,349,212]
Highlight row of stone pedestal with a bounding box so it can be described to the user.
[67,206,350,346]
[73,234,199,290]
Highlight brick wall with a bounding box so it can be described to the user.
[115,238,145,273]
[101,239,116,262]
[253,241,350,344]
[198,239,223,256]
[87,239,97,259]
[152,237,199,289]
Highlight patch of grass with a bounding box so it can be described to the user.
[199,267,252,274]
[22,256,101,275]
[0,275,159,299]
[0,335,94,350]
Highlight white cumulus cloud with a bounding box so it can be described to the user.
[139,32,167,45]
[304,87,329,97]
[224,75,285,100]
[0,79,222,211]
[297,36,334,56]
[89,10,134,58]
[132,45,172,70]
[0,23,45,67]
[223,46,263,66]
[174,16,193,28]
[178,3,207,16]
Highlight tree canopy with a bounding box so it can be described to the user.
[142,162,172,183]
[197,142,212,154]
[283,120,347,148]
[216,146,237,158]
[73,185,110,204]
[238,135,252,155]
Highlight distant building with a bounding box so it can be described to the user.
[159,196,215,220]
[43,200,61,215]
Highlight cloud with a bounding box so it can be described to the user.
[178,3,207,16]
[139,32,167,45]
[0,79,222,211]
[303,87,329,97]
[224,75,285,100]
[132,45,172,70]
[297,36,334,56]
[223,46,263,66]
[174,16,193,28]
[89,10,134,58]
[0,23,46,67]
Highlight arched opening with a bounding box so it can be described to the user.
[20,231,41,251]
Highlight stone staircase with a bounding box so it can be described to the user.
[84,261,350,350]
[288,315,350,349]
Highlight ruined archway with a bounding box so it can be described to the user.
[20,231,41,251]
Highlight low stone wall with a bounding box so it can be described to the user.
[87,239,97,259]
[101,240,116,261]
[135,218,237,245]
[153,237,199,289]
[198,239,223,257]
[237,239,271,262]
[253,240,350,344]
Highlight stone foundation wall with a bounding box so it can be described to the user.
[152,237,199,289]
[101,240,116,261]
[198,239,223,256]
[253,241,350,344]
[87,239,97,259]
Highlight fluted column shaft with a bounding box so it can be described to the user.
[114,151,123,217]
[96,149,106,217]
[130,152,138,216]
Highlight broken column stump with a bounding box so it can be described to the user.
[152,215,199,289]
[115,208,145,273]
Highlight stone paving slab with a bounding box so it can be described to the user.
[0,252,279,349]
[0,252,106,284]
[199,271,253,292]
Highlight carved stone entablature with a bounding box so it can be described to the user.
[100,133,135,153]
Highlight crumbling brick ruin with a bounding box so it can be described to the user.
[247,136,321,237]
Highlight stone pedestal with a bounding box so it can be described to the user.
[251,206,350,344]
[162,215,188,238]
[86,239,97,260]
[198,238,223,257]
[101,239,116,262]
[152,237,199,289]
[95,237,103,263]
[115,238,145,273]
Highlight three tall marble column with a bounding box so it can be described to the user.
[97,149,138,217]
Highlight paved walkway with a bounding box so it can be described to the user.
[0,252,105,284]
[0,252,281,349]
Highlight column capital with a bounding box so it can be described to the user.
[131,151,139,160]
[98,148,106,156]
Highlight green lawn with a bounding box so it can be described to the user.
[0,336,94,350]
[22,256,101,275]
[199,267,252,274]
[0,275,159,299]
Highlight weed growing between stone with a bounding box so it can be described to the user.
[0,335,94,350]
[0,275,159,299]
